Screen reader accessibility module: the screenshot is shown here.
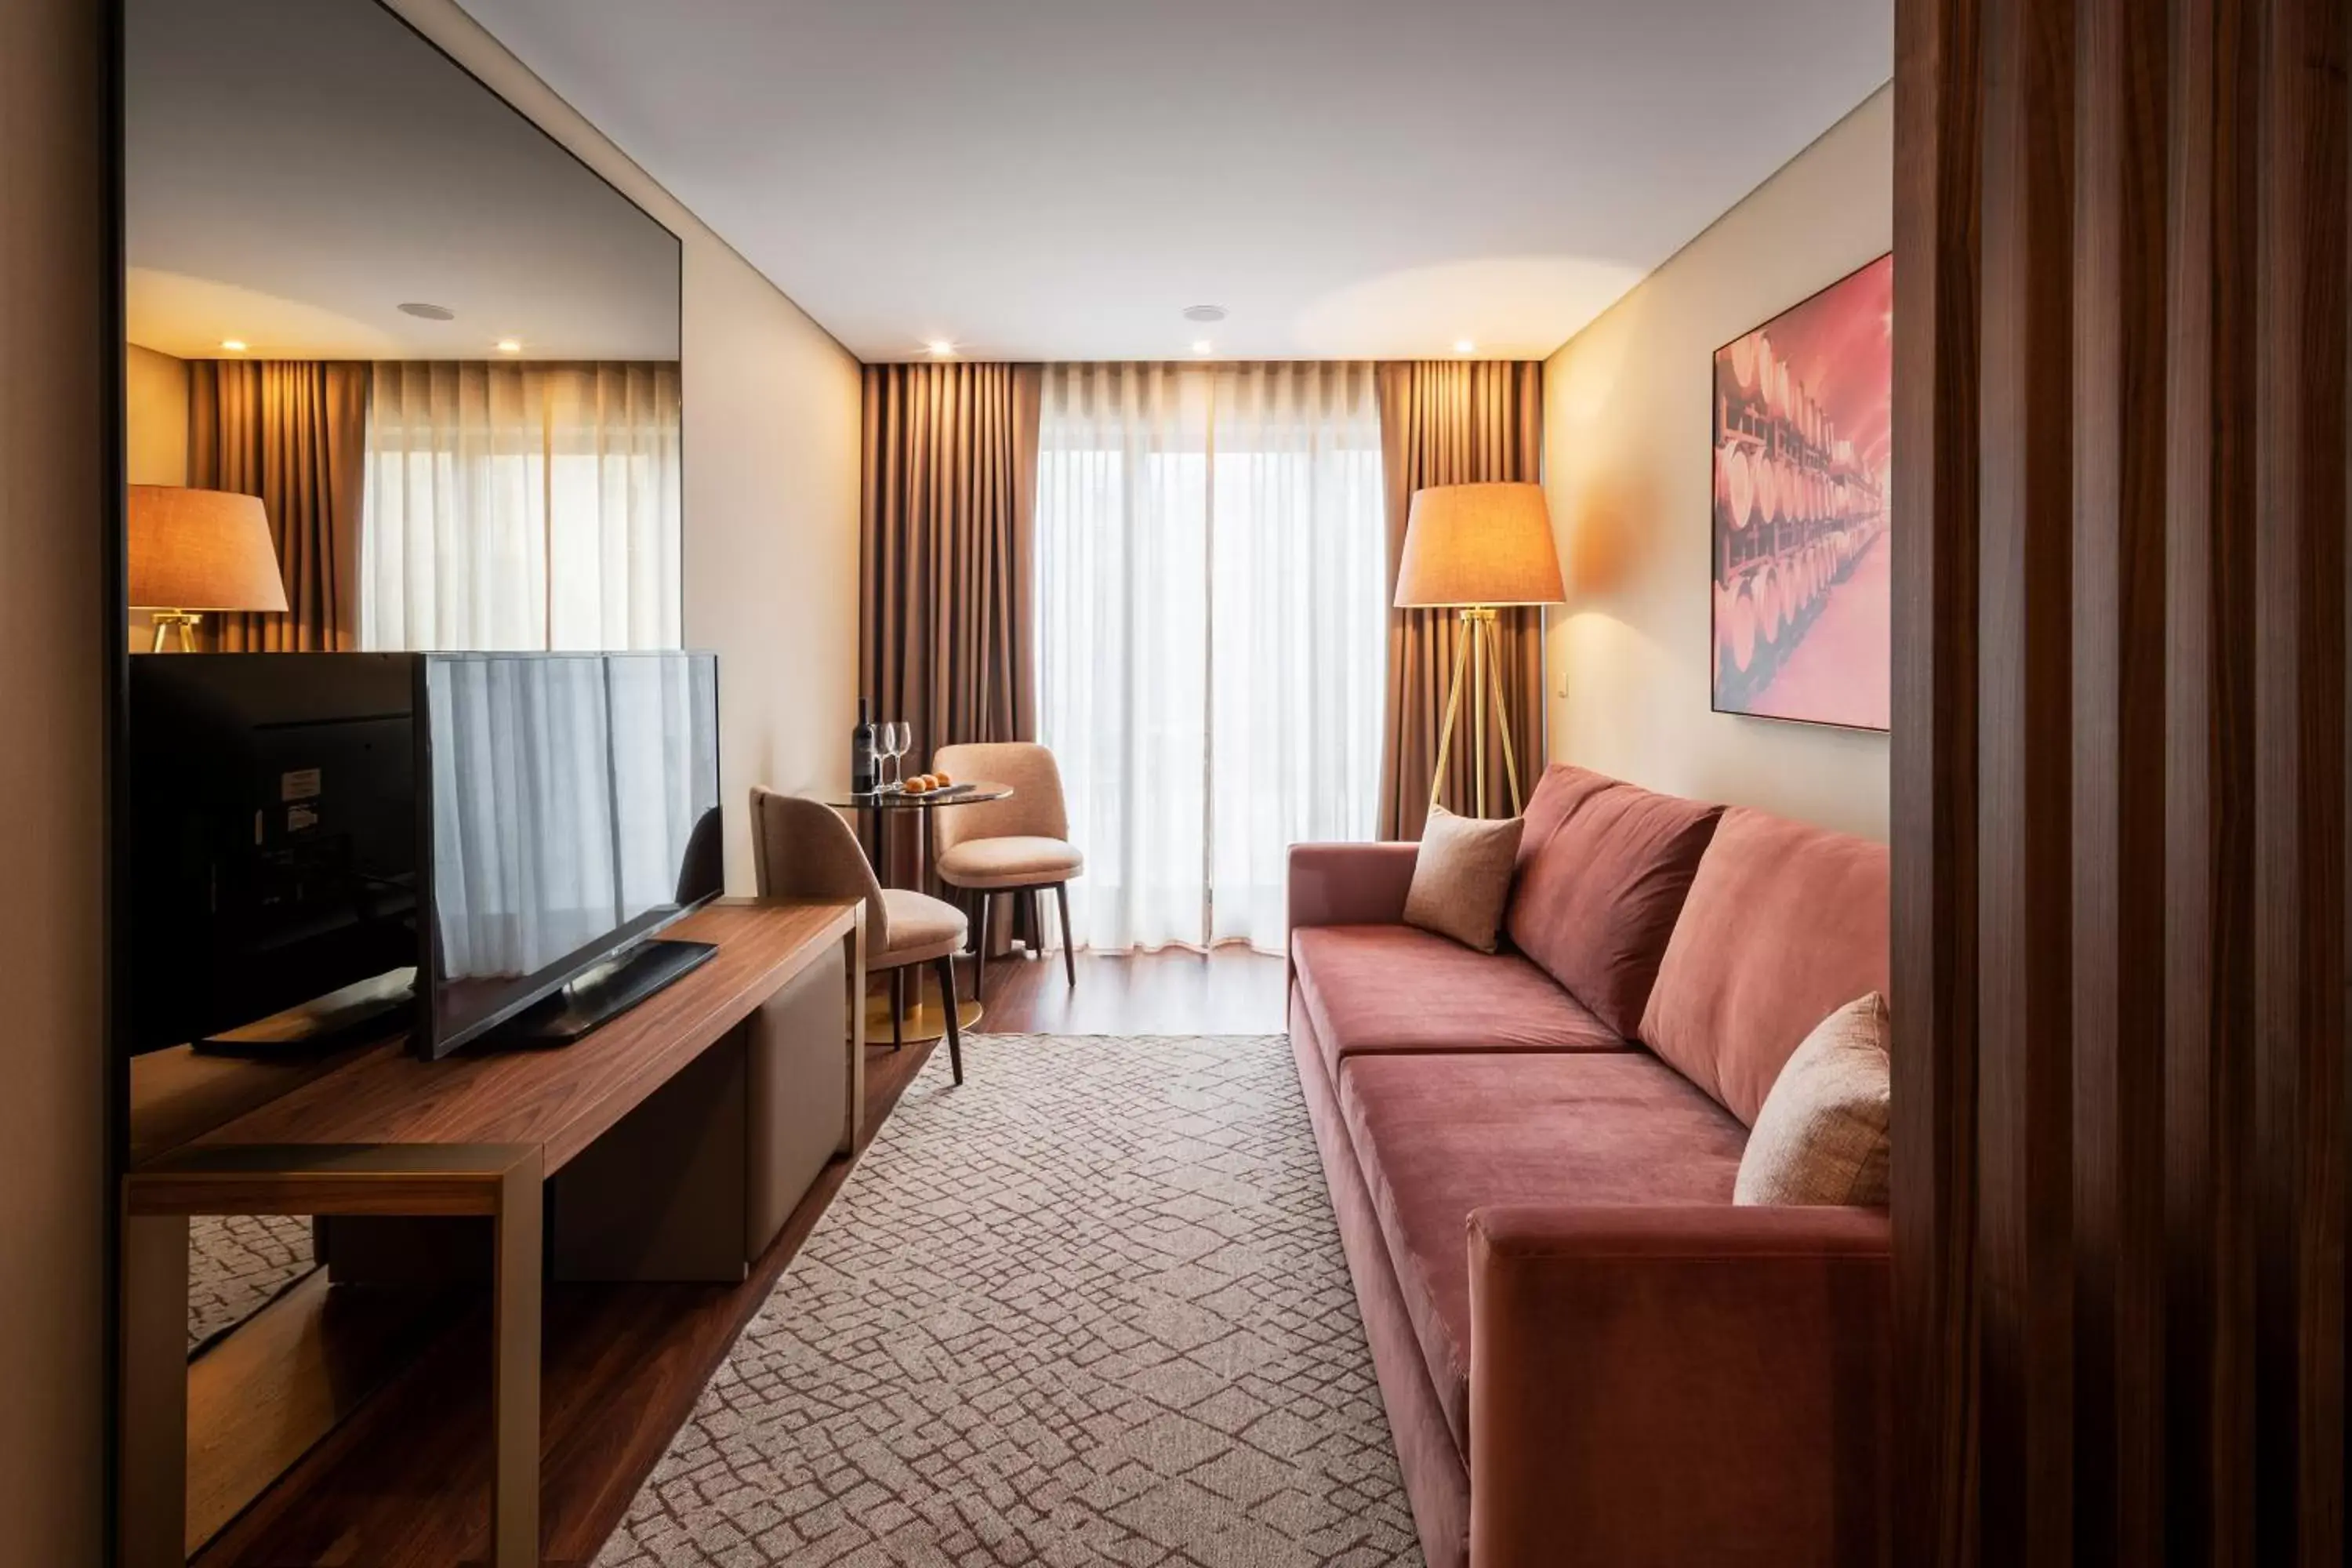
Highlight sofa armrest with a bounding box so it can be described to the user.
[1468,1204,1891,1567]
[1287,841,1420,930]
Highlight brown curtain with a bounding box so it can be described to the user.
[188,360,369,651]
[1374,360,1545,839]
[860,361,1044,891]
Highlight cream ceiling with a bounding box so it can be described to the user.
[458,0,1891,361]
[127,0,680,361]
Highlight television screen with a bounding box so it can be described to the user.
[421,652,721,1056]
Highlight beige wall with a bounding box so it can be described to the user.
[124,342,190,486]
[390,0,865,894]
[1543,86,1892,841]
[0,0,108,1560]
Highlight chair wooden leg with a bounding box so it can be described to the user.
[934,956,964,1085]
[889,967,904,1050]
[1055,882,1076,987]
[1030,888,1047,963]
[975,891,992,1001]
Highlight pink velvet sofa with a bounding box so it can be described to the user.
[1287,764,1892,1567]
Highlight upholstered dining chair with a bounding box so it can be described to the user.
[750,786,966,1083]
[930,742,1083,1000]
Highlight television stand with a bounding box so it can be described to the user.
[122,898,865,1568]
[495,936,719,1048]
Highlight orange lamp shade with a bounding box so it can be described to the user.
[127,485,289,613]
[1392,482,1566,608]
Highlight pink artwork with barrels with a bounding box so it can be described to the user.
[1711,253,1893,731]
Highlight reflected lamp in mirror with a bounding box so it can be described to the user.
[127,484,287,652]
[1392,481,1565,817]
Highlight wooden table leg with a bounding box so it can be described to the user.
[489,1156,541,1568]
[118,1212,190,1568]
[840,909,866,1154]
[123,1144,547,1568]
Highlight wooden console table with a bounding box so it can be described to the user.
[121,897,863,1568]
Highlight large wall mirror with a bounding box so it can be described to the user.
[125,0,682,656]
[114,0,681,1557]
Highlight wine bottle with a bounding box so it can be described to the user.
[851,699,877,794]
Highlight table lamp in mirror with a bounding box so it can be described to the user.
[128,483,287,652]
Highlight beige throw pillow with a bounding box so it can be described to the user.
[1734,992,1892,1207]
[1402,806,1524,953]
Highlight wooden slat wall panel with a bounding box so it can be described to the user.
[1891,0,1985,1558]
[1893,0,2349,1561]
[2070,0,2169,1560]
[2250,6,2349,1563]
[1975,0,2078,1559]
[2159,1,2256,1559]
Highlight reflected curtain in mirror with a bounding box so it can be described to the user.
[188,359,368,651]
[1374,361,1545,840]
[361,361,683,652]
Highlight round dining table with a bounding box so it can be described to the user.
[827,782,1013,1044]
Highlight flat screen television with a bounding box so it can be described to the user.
[127,651,723,1059]
[418,652,722,1057]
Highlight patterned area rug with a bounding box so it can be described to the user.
[188,1213,315,1351]
[597,1033,1423,1568]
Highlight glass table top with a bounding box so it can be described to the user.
[826,781,1013,810]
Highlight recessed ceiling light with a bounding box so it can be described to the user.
[1182,304,1228,324]
[495,339,523,354]
[397,302,456,321]
[925,339,956,357]
[220,339,247,353]
[1191,339,1214,355]
[1454,339,1476,354]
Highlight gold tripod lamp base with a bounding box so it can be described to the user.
[1428,605,1523,818]
[148,610,203,653]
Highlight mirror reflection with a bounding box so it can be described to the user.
[125,0,681,655]
[119,0,683,1529]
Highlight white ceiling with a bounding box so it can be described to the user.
[126,0,679,361]
[458,0,1890,362]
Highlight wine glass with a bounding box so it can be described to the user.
[882,721,910,791]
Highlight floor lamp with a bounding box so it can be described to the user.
[1393,482,1566,818]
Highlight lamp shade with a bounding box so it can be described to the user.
[1392,482,1565,608]
[127,485,289,613]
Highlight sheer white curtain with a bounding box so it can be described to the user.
[361,361,682,652]
[1036,361,1385,954]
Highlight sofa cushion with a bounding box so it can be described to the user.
[1735,992,1893,1206]
[1504,776,1723,1037]
[1641,808,1891,1127]
[1337,1051,1748,1457]
[1510,762,1619,874]
[1403,806,1523,953]
[1292,926,1624,1079]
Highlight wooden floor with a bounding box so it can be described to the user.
[197,945,1289,1566]
[974,943,1287,1035]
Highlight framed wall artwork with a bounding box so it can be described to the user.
[1711,252,1893,731]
